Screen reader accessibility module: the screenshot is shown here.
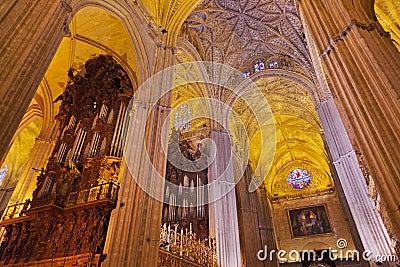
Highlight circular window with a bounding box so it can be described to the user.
[287,168,312,189]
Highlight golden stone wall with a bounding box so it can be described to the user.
[272,193,356,261]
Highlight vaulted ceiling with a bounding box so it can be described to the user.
[249,78,332,200]
[5,0,399,199]
[171,0,330,199]
[139,0,203,45]
[185,0,312,73]
[375,0,400,51]
[171,45,332,199]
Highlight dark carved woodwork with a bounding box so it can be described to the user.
[0,55,134,266]
[0,204,113,265]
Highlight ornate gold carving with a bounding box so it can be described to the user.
[98,157,121,184]
[67,182,119,206]
[159,223,216,266]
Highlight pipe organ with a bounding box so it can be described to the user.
[0,55,134,266]
[162,135,209,239]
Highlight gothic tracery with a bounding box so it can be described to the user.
[185,0,312,74]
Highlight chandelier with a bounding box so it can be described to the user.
[159,223,216,266]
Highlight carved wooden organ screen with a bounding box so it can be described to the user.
[0,54,134,266]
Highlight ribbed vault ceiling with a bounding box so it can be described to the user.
[375,0,400,51]
[170,51,333,199]
[184,0,312,73]
[11,0,398,200]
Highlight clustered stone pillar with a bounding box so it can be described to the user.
[0,0,67,158]
[208,129,242,267]
[297,0,400,235]
[103,48,173,267]
[317,96,395,265]
[236,165,278,267]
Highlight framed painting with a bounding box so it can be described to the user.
[288,204,332,238]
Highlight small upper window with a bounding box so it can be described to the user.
[174,104,192,131]
[254,60,265,72]
[0,164,8,186]
[243,70,251,78]
[269,61,279,69]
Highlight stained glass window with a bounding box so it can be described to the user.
[255,61,265,72]
[243,70,251,78]
[269,61,278,69]
[287,168,311,189]
[174,104,192,131]
[0,164,7,186]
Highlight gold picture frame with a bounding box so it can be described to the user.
[287,204,333,238]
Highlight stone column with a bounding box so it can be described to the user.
[8,122,58,204]
[297,0,400,234]
[208,129,242,267]
[102,47,173,267]
[317,96,394,264]
[236,166,278,267]
[0,0,68,158]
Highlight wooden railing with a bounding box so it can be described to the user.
[1,201,31,220]
[66,182,119,206]
[180,127,210,141]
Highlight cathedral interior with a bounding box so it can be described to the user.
[0,0,399,266]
